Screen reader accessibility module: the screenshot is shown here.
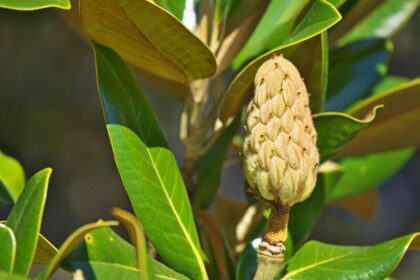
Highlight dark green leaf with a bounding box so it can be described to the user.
[339,78,420,157]
[314,105,382,161]
[94,43,207,279]
[195,112,242,209]
[93,43,167,148]
[338,0,420,45]
[0,224,16,273]
[282,233,420,279]
[62,226,189,280]
[327,0,347,7]
[330,148,415,200]
[0,150,25,204]
[289,162,343,247]
[6,168,52,276]
[81,0,216,84]
[0,0,70,10]
[326,39,391,111]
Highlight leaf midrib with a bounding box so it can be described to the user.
[144,147,207,279]
[281,251,352,279]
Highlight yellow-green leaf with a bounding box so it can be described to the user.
[33,234,58,265]
[0,0,70,10]
[80,0,216,84]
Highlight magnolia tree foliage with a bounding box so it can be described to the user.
[0,0,420,279]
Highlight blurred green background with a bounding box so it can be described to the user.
[0,7,419,279]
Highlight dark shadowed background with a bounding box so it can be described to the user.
[0,8,419,279]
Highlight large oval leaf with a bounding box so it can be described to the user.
[81,0,216,84]
[6,168,52,276]
[0,0,70,10]
[339,78,420,157]
[0,224,16,273]
[281,233,420,279]
[314,105,382,161]
[62,226,189,280]
[0,150,25,204]
[221,32,332,125]
[108,124,208,280]
[338,0,420,45]
[93,44,207,279]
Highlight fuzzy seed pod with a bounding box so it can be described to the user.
[243,54,319,208]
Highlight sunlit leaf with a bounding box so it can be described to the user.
[282,233,420,279]
[6,168,52,276]
[0,150,25,204]
[0,224,16,273]
[0,0,70,10]
[232,0,310,69]
[154,0,186,20]
[93,44,207,279]
[41,221,119,279]
[81,0,216,84]
[62,226,189,280]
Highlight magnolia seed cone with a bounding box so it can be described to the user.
[243,54,319,207]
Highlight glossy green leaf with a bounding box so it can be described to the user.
[330,148,415,201]
[339,78,420,157]
[0,271,28,280]
[372,76,409,96]
[0,150,25,204]
[62,226,189,280]
[221,32,335,125]
[0,0,70,10]
[94,44,207,279]
[93,43,167,148]
[289,162,343,247]
[0,224,16,273]
[108,124,207,279]
[81,0,216,84]
[195,112,242,209]
[281,233,420,279]
[6,168,52,276]
[111,208,149,280]
[232,0,310,69]
[327,0,347,7]
[154,0,186,20]
[33,234,58,265]
[338,0,420,45]
[314,105,382,162]
[41,221,119,279]
[325,39,391,111]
